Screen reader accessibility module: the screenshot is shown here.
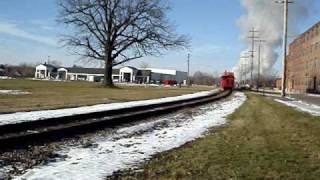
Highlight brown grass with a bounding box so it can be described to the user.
[0,79,213,113]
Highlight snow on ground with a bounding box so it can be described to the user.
[0,90,219,126]
[0,76,14,80]
[250,92,281,98]
[251,92,320,116]
[275,99,320,116]
[14,92,246,180]
[115,82,160,87]
[306,93,320,97]
[29,78,65,82]
[0,90,31,95]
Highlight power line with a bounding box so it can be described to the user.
[187,53,190,86]
[240,53,250,85]
[248,28,259,87]
[239,63,243,84]
[255,39,266,88]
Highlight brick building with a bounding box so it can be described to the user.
[287,21,320,93]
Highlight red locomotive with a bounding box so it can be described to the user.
[220,71,235,90]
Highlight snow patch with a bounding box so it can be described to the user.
[15,92,246,180]
[0,76,14,80]
[306,93,320,97]
[0,90,219,126]
[115,82,160,87]
[0,90,31,95]
[29,78,67,82]
[253,92,320,116]
[251,92,281,98]
[275,99,320,116]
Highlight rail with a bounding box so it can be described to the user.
[0,89,232,148]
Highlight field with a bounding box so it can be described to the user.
[117,93,320,179]
[0,79,213,113]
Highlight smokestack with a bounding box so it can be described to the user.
[234,0,316,81]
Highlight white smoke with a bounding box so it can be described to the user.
[234,0,316,81]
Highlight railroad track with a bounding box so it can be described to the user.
[0,90,232,148]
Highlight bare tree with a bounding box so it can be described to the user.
[190,71,216,86]
[139,62,149,69]
[139,61,149,83]
[58,0,189,87]
[4,64,35,78]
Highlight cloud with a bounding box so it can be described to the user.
[0,21,58,46]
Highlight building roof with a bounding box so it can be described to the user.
[36,63,59,70]
[54,65,183,76]
[125,66,138,70]
[141,68,178,75]
[65,67,119,75]
[291,20,320,45]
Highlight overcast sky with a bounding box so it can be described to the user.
[0,0,319,74]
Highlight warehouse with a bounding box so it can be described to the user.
[35,64,187,84]
[286,21,320,93]
[139,68,187,84]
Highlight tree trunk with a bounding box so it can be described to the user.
[104,58,114,87]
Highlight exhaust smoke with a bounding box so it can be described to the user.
[234,0,316,82]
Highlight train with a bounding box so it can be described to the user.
[220,71,235,90]
[156,71,235,89]
[162,79,177,85]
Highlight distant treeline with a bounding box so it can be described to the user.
[190,71,220,86]
[0,63,35,78]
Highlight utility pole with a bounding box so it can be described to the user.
[239,63,243,85]
[187,53,190,86]
[276,0,293,97]
[240,53,250,86]
[248,28,259,87]
[255,40,266,89]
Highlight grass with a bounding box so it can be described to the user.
[115,93,320,179]
[0,79,213,113]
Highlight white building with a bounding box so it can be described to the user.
[34,64,58,79]
[56,66,151,83]
[141,68,188,84]
[35,64,187,84]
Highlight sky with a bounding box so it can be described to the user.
[0,0,319,75]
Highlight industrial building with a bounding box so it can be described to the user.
[286,21,320,93]
[35,64,187,84]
